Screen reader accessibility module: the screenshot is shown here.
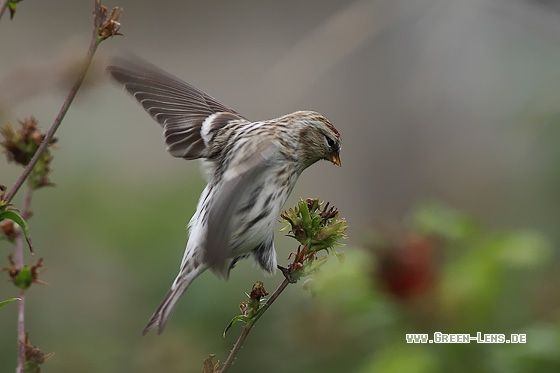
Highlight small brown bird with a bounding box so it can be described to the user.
[107,56,342,335]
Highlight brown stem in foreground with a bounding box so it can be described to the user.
[15,184,32,373]
[218,278,290,373]
[13,184,32,266]
[0,0,9,21]
[16,290,25,373]
[14,237,25,373]
[6,2,107,372]
[3,0,105,205]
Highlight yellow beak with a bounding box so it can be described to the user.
[329,152,341,167]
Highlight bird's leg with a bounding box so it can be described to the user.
[277,265,297,284]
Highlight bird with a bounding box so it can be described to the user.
[106,55,342,335]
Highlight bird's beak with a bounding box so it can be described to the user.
[328,152,341,166]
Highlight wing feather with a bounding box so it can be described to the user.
[107,55,247,159]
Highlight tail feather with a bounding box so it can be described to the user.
[142,264,206,335]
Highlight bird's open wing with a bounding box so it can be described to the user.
[107,55,247,159]
[204,139,279,276]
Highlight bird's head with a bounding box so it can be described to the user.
[293,111,341,170]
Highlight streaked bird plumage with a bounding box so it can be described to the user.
[107,56,341,335]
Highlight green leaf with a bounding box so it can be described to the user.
[0,297,20,308]
[410,202,478,240]
[494,231,552,268]
[359,343,439,373]
[0,210,34,253]
[299,199,312,227]
[223,315,251,337]
[7,0,20,20]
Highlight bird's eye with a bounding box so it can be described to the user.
[325,136,339,152]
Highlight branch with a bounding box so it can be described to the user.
[3,0,105,204]
[5,2,115,372]
[14,238,25,373]
[213,198,348,373]
[218,278,290,373]
[0,0,9,21]
[15,181,32,373]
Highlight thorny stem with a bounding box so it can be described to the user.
[16,291,25,372]
[7,2,106,372]
[14,236,25,373]
[13,184,32,265]
[219,278,290,373]
[4,0,105,204]
[14,184,31,373]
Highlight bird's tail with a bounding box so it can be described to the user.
[142,260,206,335]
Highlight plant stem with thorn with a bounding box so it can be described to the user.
[209,198,348,373]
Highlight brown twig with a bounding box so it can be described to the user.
[0,0,10,21]
[218,278,290,373]
[11,183,31,373]
[6,2,107,372]
[16,292,25,372]
[3,0,105,204]
[14,238,25,373]
[14,180,32,373]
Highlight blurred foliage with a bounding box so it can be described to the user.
[1,176,559,373]
[308,202,559,373]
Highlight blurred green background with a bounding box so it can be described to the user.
[1,0,560,372]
